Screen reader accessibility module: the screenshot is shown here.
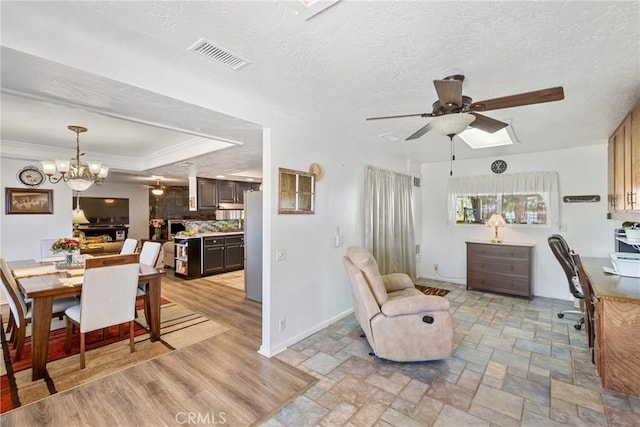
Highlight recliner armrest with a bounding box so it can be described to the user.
[381,295,450,317]
[382,273,415,292]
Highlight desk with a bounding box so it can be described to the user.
[582,257,640,397]
[10,259,165,381]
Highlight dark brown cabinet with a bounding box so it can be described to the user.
[217,181,236,204]
[218,181,253,205]
[202,234,245,276]
[198,178,218,210]
[203,237,225,275]
[224,235,245,272]
[466,241,533,299]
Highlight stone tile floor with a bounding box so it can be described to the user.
[262,279,640,426]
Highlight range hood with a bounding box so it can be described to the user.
[218,202,244,210]
[215,209,243,220]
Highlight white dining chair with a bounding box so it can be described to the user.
[138,241,162,267]
[136,241,162,326]
[64,253,140,369]
[0,258,78,362]
[120,238,138,255]
[40,239,59,257]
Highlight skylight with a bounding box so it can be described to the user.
[285,0,341,20]
[458,125,518,149]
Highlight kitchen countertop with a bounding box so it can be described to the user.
[174,231,244,239]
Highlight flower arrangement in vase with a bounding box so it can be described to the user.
[149,218,165,240]
[51,238,80,265]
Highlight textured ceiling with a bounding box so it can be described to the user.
[1,1,638,185]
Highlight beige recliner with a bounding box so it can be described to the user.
[343,246,454,362]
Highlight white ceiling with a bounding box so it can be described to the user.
[1,1,639,186]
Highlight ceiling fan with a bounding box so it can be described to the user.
[366,75,564,141]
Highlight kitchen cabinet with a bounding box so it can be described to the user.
[197,178,218,210]
[466,241,533,299]
[202,233,245,276]
[174,237,202,279]
[203,237,225,275]
[608,101,640,220]
[224,235,245,272]
[217,181,253,205]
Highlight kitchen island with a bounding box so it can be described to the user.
[174,231,244,279]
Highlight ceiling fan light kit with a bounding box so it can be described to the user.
[151,179,165,196]
[430,113,476,136]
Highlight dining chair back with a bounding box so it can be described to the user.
[0,258,28,329]
[40,239,59,257]
[1,257,78,362]
[65,253,140,368]
[139,241,162,267]
[120,238,138,255]
[80,254,140,332]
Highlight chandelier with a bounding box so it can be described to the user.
[40,125,109,192]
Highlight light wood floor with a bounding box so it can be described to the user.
[1,272,316,426]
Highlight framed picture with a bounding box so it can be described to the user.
[5,188,53,214]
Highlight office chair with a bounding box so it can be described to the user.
[547,234,584,330]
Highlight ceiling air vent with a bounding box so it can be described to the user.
[188,38,250,71]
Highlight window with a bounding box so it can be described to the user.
[455,193,548,225]
[278,168,315,214]
[447,171,559,227]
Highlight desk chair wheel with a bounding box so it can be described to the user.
[557,313,565,319]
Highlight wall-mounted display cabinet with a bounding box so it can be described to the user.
[278,168,315,214]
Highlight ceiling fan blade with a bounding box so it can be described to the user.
[470,86,564,111]
[469,113,509,133]
[433,79,463,107]
[366,112,431,121]
[406,123,432,140]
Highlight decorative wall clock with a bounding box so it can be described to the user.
[490,159,508,174]
[17,165,45,188]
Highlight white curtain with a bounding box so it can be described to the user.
[365,165,416,279]
[447,171,560,227]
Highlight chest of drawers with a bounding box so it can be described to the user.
[466,241,534,299]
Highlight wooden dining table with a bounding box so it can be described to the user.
[9,258,165,381]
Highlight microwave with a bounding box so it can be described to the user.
[168,220,186,239]
[614,229,640,254]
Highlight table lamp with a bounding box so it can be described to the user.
[72,193,90,239]
[486,213,506,243]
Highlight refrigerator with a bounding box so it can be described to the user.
[244,191,263,302]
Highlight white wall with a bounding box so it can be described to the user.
[1,157,75,260]
[419,144,620,300]
[262,122,410,355]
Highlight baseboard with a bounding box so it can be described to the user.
[259,307,354,358]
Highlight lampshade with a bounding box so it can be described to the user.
[430,113,476,136]
[72,208,90,224]
[486,213,506,243]
[486,213,506,228]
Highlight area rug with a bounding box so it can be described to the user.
[415,284,450,297]
[0,300,229,414]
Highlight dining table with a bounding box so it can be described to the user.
[9,256,165,381]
